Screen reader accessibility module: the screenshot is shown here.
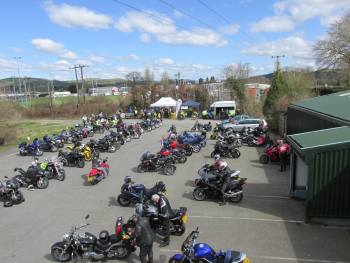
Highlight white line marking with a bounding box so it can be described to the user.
[189,215,304,224]
[159,250,350,263]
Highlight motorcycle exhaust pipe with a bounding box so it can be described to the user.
[227,190,243,197]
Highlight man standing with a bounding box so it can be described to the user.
[151,194,172,247]
[134,216,154,263]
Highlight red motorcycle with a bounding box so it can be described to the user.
[159,148,187,164]
[259,143,290,164]
[167,140,193,156]
[86,158,110,185]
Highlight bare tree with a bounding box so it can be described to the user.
[313,12,350,86]
[125,72,143,86]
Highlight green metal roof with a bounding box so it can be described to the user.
[291,90,350,123]
[287,126,350,154]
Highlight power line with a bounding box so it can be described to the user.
[196,0,230,23]
[158,0,217,31]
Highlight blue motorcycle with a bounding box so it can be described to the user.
[18,140,43,156]
[169,228,250,263]
[178,132,207,152]
[117,177,166,207]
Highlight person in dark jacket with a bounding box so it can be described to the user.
[134,216,154,263]
[151,194,172,247]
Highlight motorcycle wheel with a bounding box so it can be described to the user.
[137,164,145,173]
[119,139,125,145]
[108,244,130,260]
[77,159,85,168]
[247,139,255,147]
[56,170,66,181]
[163,164,175,175]
[51,146,58,152]
[178,155,187,164]
[230,193,243,203]
[36,150,43,156]
[192,145,201,153]
[193,187,206,201]
[108,145,117,153]
[114,143,121,150]
[51,242,71,262]
[231,149,241,159]
[210,151,216,158]
[174,224,186,236]
[259,154,269,164]
[12,191,25,204]
[185,149,192,156]
[117,194,131,207]
[37,177,49,189]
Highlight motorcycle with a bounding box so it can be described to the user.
[168,227,250,263]
[135,201,187,236]
[159,148,187,164]
[259,143,290,164]
[164,139,193,157]
[18,140,43,156]
[86,158,110,185]
[37,136,59,152]
[58,150,85,168]
[109,130,125,145]
[137,152,176,175]
[88,138,120,153]
[193,166,246,203]
[13,167,49,189]
[210,142,241,159]
[117,178,166,207]
[0,176,25,207]
[38,157,66,181]
[50,215,134,262]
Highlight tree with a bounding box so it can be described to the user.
[67,84,77,94]
[313,12,350,87]
[210,76,215,83]
[193,85,209,109]
[198,78,204,84]
[161,72,170,89]
[125,72,143,86]
[224,63,250,112]
[205,77,209,83]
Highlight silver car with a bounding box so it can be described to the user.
[223,118,266,132]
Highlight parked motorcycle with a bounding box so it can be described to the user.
[38,157,66,181]
[135,201,187,236]
[117,178,166,207]
[0,176,24,207]
[159,148,187,164]
[37,136,59,152]
[18,140,43,156]
[86,158,110,185]
[58,150,85,168]
[50,215,134,262]
[168,227,250,263]
[88,138,120,153]
[259,143,290,164]
[137,152,176,175]
[210,142,241,159]
[13,166,49,189]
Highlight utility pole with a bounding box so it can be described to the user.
[70,64,88,108]
[78,64,88,104]
[48,79,52,113]
[271,55,285,72]
[14,56,25,102]
[70,65,80,109]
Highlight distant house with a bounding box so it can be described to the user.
[244,83,270,98]
[202,82,232,102]
[53,91,71,97]
[89,86,129,96]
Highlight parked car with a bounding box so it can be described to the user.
[223,118,267,132]
[230,114,251,123]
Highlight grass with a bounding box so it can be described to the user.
[0,120,72,149]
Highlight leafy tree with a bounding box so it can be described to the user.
[198,78,204,84]
[67,84,77,94]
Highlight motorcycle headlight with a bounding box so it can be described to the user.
[62,233,70,242]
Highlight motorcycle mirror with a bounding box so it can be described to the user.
[85,214,90,220]
[4,176,8,179]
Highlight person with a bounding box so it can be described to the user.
[82,115,88,126]
[151,194,172,247]
[130,215,154,263]
[220,108,225,120]
[278,140,289,172]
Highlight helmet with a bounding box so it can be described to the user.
[218,161,228,171]
[155,181,166,192]
[169,133,176,140]
[31,161,37,166]
[99,230,109,243]
[124,176,132,184]
[214,154,220,161]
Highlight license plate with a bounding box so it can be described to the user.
[243,258,250,263]
[182,214,188,223]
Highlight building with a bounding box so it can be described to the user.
[202,82,232,102]
[244,83,270,98]
[53,91,71,97]
[88,86,129,96]
[286,91,350,226]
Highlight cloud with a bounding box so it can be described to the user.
[0,57,30,72]
[140,33,151,43]
[250,0,350,32]
[31,38,77,59]
[157,58,174,65]
[117,54,140,61]
[219,23,240,35]
[89,55,105,64]
[242,36,313,59]
[45,1,112,29]
[114,10,228,47]
[250,15,295,33]
[173,10,184,18]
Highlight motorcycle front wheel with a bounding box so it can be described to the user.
[163,164,175,175]
[12,191,24,204]
[37,177,49,189]
[193,187,206,201]
[230,193,243,203]
[231,149,241,159]
[56,170,66,181]
[178,155,187,164]
[51,242,71,262]
[117,194,131,207]
[192,145,201,153]
[259,154,269,164]
[108,145,117,153]
[137,164,145,173]
[108,244,131,260]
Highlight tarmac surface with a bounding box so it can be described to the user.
[0,119,349,263]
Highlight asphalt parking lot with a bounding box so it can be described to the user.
[0,119,349,263]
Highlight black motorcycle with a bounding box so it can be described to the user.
[137,153,176,175]
[0,176,24,207]
[109,130,125,145]
[50,215,135,262]
[117,179,166,207]
[210,142,241,159]
[37,136,59,152]
[193,166,246,203]
[135,202,187,236]
[13,167,49,189]
[58,150,85,168]
[38,158,66,181]
[88,138,120,153]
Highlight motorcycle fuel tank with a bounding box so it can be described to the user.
[79,232,97,244]
[194,243,216,262]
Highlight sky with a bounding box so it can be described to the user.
[0,0,349,81]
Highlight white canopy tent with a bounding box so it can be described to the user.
[150,97,177,108]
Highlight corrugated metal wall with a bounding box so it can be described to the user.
[307,148,350,219]
[287,107,339,135]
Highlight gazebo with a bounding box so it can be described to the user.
[181,100,200,109]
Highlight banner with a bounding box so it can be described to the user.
[175,99,182,116]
